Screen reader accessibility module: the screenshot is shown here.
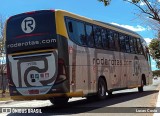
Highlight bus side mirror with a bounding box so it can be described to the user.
[68,22,73,33]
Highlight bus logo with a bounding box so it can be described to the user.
[21,17,36,33]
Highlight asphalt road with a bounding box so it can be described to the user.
[1,78,160,116]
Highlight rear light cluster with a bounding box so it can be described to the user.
[55,58,67,84]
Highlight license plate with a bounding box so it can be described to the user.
[28,89,39,94]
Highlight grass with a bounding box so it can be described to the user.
[0,97,11,101]
[0,90,9,93]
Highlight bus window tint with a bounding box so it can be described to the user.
[66,19,86,46]
[133,38,138,54]
[86,24,94,47]
[101,28,109,49]
[119,34,126,52]
[68,22,73,32]
[129,37,135,53]
[114,32,120,51]
[125,36,130,53]
[93,26,102,48]
[108,30,115,50]
[137,38,143,54]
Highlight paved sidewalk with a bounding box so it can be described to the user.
[154,84,160,116]
[0,100,13,105]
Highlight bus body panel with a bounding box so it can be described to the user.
[59,10,152,95]
[8,50,58,96]
[67,41,151,92]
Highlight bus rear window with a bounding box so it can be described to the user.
[6,10,57,54]
[6,10,56,40]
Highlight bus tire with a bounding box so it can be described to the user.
[97,78,107,100]
[138,79,144,92]
[86,95,96,101]
[50,97,69,106]
[108,91,112,97]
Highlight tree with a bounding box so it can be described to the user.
[149,35,160,68]
[0,15,6,96]
[98,0,111,6]
[98,0,160,24]
[148,32,160,69]
[152,70,160,76]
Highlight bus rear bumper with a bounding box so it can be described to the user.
[10,91,84,100]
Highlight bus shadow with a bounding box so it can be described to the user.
[42,90,159,114]
[7,90,159,116]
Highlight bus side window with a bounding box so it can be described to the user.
[93,26,102,49]
[101,28,109,49]
[125,35,130,53]
[85,24,95,47]
[129,37,135,54]
[108,30,115,50]
[137,38,143,54]
[114,32,120,51]
[66,18,86,46]
[119,34,126,52]
[133,38,138,54]
[68,22,73,33]
[76,22,86,46]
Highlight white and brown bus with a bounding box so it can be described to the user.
[5,10,152,105]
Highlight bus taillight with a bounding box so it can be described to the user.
[55,59,66,84]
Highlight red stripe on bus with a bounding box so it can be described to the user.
[50,10,55,12]
[15,33,49,39]
[25,11,36,15]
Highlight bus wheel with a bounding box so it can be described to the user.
[108,91,112,97]
[86,95,96,101]
[138,79,144,92]
[97,78,107,100]
[50,97,69,106]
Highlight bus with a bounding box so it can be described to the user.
[5,10,152,105]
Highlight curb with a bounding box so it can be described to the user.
[0,100,13,105]
[154,83,160,116]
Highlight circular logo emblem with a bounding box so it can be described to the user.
[21,17,36,33]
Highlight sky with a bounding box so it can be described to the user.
[0,0,159,70]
